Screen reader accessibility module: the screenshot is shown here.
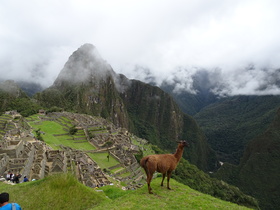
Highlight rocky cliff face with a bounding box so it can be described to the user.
[36,44,218,171]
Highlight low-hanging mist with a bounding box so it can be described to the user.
[1,1,280,95]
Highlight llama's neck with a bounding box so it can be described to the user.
[174,145,184,162]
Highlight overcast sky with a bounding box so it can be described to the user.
[1,0,280,95]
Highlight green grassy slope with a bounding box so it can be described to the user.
[0,174,252,210]
[95,178,252,210]
[0,173,106,210]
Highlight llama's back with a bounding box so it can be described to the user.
[140,154,177,173]
[154,154,177,172]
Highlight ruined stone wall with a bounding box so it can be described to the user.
[14,140,24,158]
[0,154,9,175]
[8,158,26,169]
[20,147,35,179]
[0,148,16,158]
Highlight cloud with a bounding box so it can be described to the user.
[0,0,280,95]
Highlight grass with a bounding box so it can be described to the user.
[95,178,252,210]
[25,114,41,121]
[119,171,131,178]
[29,120,64,134]
[87,153,119,169]
[0,174,252,210]
[111,166,124,173]
[59,116,73,125]
[0,173,106,210]
[55,135,96,150]
[28,118,96,151]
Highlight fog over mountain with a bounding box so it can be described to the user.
[1,0,280,95]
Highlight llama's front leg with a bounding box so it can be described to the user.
[161,173,166,186]
[167,171,172,190]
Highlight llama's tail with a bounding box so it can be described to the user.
[140,156,150,174]
[140,156,149,168]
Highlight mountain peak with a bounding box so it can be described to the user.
[76,43,100,59]
[54,43,113,86]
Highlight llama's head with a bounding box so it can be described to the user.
[177,140,189,147]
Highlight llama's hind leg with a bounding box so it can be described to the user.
[147,174,153,194]
[145,161,156,194]
[161,173,166,186]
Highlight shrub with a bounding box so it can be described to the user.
[69,126,78,135]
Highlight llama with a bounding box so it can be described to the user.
[140,140,189,194]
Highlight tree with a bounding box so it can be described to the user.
[35,128,44,141]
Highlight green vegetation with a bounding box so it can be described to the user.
[0,82,42,117]
[46,106,64,113]
[7,98,42,117]
[25,114,41,121]
[0,173,106,210]
[214,108,280,210]
[87,153,119,169]
[0,174,252,210]
[35,128,44,141]
[194,95,280,164]
[69,125,78,135]
[96,178,252,210]
[28,115,95,151]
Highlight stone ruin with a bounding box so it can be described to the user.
[0,111,146,189]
